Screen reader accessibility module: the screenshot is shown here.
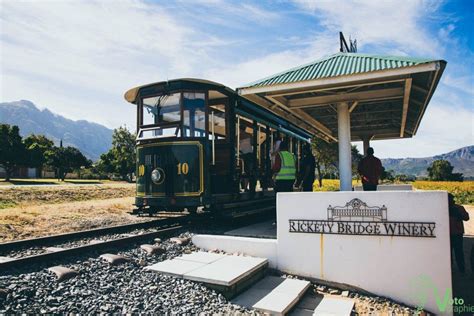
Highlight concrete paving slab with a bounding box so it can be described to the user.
[275,278,311,294]
[176,251,226,264]
[232,276,285,307]
[145,259,206,277]
[184,255,268,286]
[252,278,310,315]
[253,291,303,315]
[225,220,276,239]
[312,297,354,316]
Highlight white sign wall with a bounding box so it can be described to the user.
[277,191,452,314]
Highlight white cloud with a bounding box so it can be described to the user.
[293,0,442,57]
[0,0,471,159]
[354,95,474,159]
[0,0,226,127]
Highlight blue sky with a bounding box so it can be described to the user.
[1,0,472,158]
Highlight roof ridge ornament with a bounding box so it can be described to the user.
[339,32,357,53]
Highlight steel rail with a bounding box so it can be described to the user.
[0,216,186,253]
[0,225,184,271]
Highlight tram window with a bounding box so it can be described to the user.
[183,93,206,137]
[138,126,180,139]
[209,104,226,140]
[142,93,181,126]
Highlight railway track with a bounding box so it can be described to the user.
[0,215,194,271]
[0,201,275,273]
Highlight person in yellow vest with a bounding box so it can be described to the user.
[272,140,296,193]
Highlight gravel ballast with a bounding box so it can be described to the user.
[0,232,423,314]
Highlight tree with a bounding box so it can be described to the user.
[46,146,90,181]
[351,145,363,178]
[23,134,54,177]
[98,126,136,181]
[380,168,395,182]
[312,138,338,187]
[311,139,364,187]
[427,159,463,181]
[0,124,27,181]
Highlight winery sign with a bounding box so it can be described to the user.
[289,198,436,238]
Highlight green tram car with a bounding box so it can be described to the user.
[124,79,312,215]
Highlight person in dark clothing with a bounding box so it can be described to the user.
[296,143,315,192]
[357,147,382,191]
[448,193,470,273]
[272,141,296,193]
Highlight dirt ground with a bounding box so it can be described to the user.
[0,183,143,242]
[0,197,146,242]
[0,183,134,209]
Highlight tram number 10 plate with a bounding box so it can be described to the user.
[177,162,189,175]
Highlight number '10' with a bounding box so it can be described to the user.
[177,162,189,175]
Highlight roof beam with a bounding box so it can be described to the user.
[266,78,406,98]
[412,84,428,95]
[400,78,412,137]
[265,95,336,141]
[288,87,404,108]
[243,94,331,141]
[349,101,359,113]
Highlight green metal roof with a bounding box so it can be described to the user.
[242,53,440,88]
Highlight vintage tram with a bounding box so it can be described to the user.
[124,79,313,215]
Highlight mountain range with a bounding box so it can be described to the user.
[381,145,474,179]
[0,100,113,161]
[0,100,472,178]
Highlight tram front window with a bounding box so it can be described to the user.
[142,93,181,126]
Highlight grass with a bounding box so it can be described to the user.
[312,179,474,205]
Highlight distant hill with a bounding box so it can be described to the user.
[0,100,113,161]
[382,146,474,179]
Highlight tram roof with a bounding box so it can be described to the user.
[237,53,446,142]
[124,78,234,104]
[124,78,314,141]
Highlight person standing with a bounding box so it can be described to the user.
[296,143,315,192]
[357,147,382,191]
[449,193,470,273]
[272,141,296,193]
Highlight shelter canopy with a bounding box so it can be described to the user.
[237,53,446,143]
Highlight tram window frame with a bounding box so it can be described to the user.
[138,90,209,139]
[141,93,181,127]
[182,92,207,138]
[208,103,228,142]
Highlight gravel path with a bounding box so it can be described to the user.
[0,232,257,314]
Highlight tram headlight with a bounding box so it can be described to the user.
[151,168,164,185]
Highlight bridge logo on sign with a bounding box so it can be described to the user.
[289,198,436,238]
